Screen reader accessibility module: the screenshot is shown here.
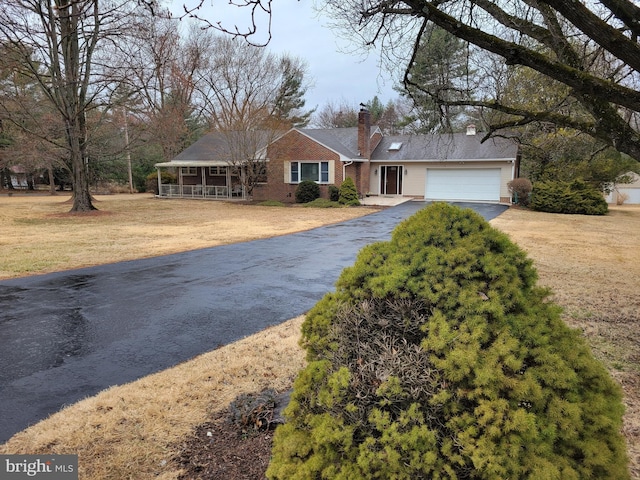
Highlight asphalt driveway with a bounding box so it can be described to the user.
[0,201,507,442]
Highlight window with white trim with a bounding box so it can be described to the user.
[181,167,197,176]
[290,161,329,183]
[209,166,228,176]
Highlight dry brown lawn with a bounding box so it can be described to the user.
[0,193,380,279]
[1,193,638,479]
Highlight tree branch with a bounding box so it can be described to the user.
[540,0,640,72]
[400,0,640,112]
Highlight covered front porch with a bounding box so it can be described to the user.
[155,160,246,200]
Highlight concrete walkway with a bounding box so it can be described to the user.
[360,195,411,206]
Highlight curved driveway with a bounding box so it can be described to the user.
[0,201,507,442]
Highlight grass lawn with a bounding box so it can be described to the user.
[1,193,638,479]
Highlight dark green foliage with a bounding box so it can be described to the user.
[338,177,360,206]
[146,170,176,194]
[267,203,628,480]
[531,179,608,215]
[401,25,472,132]
[328,185,340,202]
[507,177,532,206]
[295,180,320,203]
[521,139,640,193]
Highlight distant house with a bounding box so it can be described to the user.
[156,109,520,204]
[6,165,29,188]
[606,172,640,204]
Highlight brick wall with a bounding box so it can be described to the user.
[253,130,342,203]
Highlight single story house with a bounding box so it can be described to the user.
[156,109,520,204]
[154,130,272,200]
[606,172,640,204]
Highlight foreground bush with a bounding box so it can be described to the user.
[531,179,608,215]
[267,203,628,479]
[295,180,320,203]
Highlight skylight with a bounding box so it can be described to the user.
[388,142,403,151]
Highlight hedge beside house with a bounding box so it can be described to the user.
[531,179,608,215]
[267,202,628,480]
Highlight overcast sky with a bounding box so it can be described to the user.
[170,0,401,112]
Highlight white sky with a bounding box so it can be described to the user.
[169,0,401,112]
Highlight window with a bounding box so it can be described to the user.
[181,167,197,176]
[290,161,329,183]
[388,142,403,151]
[209,166,228,176]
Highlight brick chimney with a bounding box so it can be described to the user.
[358,107,371,159]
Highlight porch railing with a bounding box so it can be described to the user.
[158,184,231,199]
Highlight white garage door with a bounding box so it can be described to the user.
[618,188,640,204]
[425,168,501,202]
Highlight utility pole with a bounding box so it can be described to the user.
[123,107,133,193]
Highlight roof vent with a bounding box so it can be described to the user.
[466,124,477,136]
[388,141,403,151]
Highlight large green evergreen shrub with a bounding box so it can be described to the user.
[338,177,360,206]
[530,179,608,215]
[146,170,176,195]
[295,180,320,203]
[267,203,628,480]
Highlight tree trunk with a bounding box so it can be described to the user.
[57,0,96,212]
[68,123,95,211]
[48,166,56,195]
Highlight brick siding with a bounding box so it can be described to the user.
[253,130,344,203]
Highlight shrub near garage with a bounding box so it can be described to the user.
[531,179,608,215]
[267,203,629,480]
[507,177,532,206]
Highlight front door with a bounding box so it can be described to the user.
[381,165,403,195]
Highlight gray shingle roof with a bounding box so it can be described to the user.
[158,131,273,166]
[371,133,518,162]
[161,128,518,167]
[298,128,360,158]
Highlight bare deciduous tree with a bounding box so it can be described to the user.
[313,99,360,129]
[194,35,312,196]
[121,17,211,162]
[0,0,148,211]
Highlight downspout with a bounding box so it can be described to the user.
[342,160,353,184]
[156,168,161,197]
